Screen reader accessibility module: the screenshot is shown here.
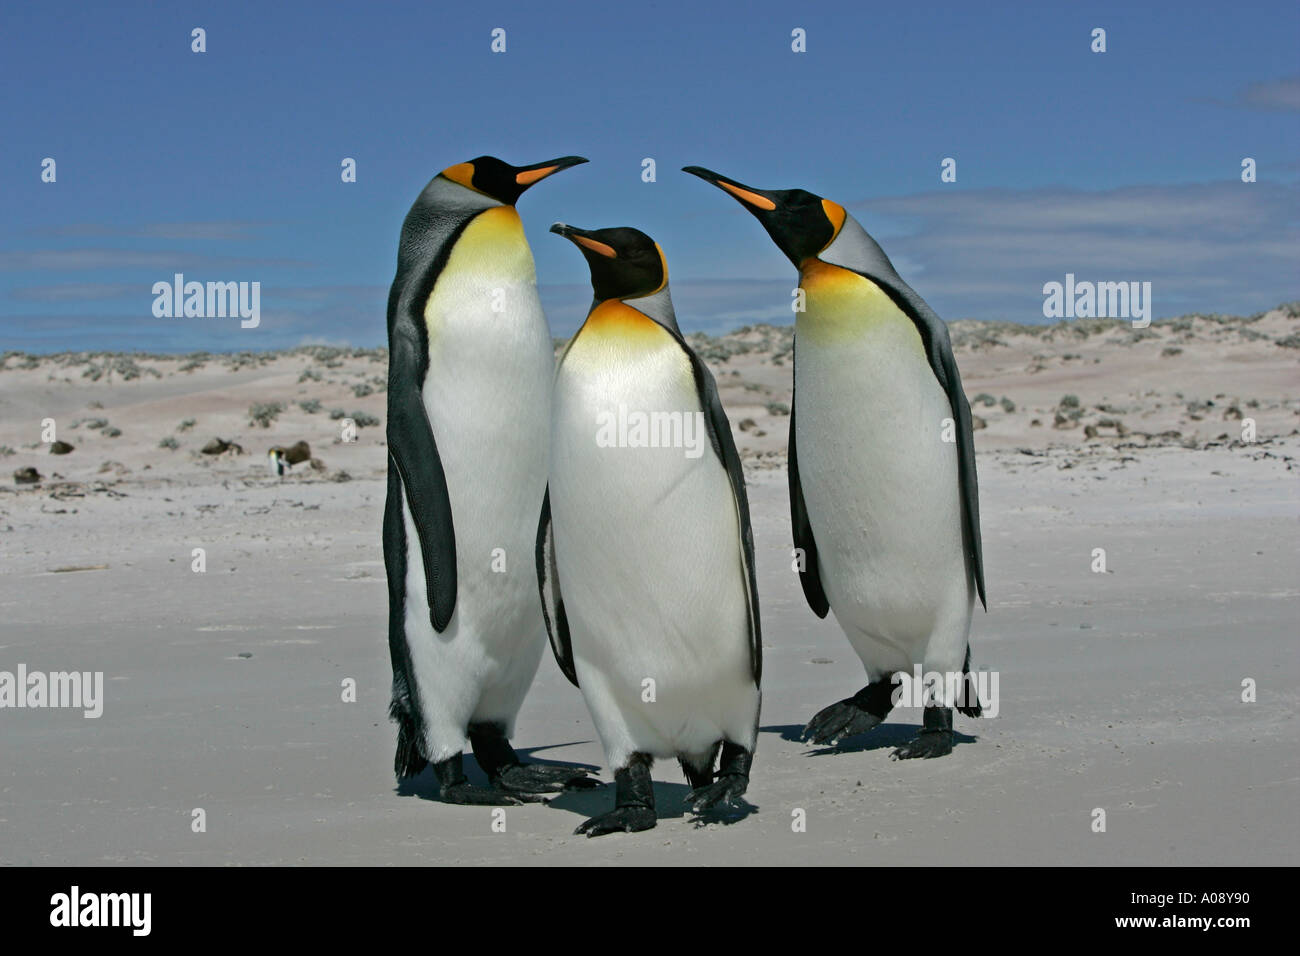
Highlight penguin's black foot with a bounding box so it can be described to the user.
[802,700,883,745]
[688,742,753,816]
[801,678,897,745]
[687,774,748,813]
[432,753,546,805]
[891,706,954,760]
[439,782,546,805]
[496,762,601,794]
[468,722,600,794]
[576,752,655,837]
[574,805,657,837]
[890,731,953,760]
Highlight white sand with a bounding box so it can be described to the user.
[0,308,1296,864]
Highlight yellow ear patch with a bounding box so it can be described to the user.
[649,243,670,294]
[720,181,776,210]
[440,162,476,190]
[574,235,618,258]
[821,199,847,240]
[516,165,557,186]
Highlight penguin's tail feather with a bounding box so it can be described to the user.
[390,699,429,778]
[957,646,984,718]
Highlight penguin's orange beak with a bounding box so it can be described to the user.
[682,166,777,211]
[514,156,588,187]
[551,223,617,258]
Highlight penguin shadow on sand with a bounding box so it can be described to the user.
[392,746,762,829]
[395,743,601,802]
[762,723,978,757]
[544,773,760,831]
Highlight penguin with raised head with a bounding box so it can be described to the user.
[537,224,761,835]
[385,155,599,803]
[684,166,985,758]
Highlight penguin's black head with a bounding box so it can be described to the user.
[550,223,668,302]
[682,166,847,267]
[440,155,587,205]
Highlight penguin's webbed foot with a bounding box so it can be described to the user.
[496,762,601,794]
[575,753,655,836]
[688,742,753,817]
[687,774,749,813]
[891,706,954,759]
[574,805,657,837]
[802,679,897,746]
[801,699,883,745]
[468,722,601,793]
[890,731,953,759]
[433,753,547,805]
[440,782,546,806]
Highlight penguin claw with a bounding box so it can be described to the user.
[496,763,601,794]
[686,775,749,813]
[439,783,545,806]
[574,806,656,837]
[891,730,954,760]
[801,700,883,745]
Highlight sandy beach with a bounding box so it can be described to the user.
[1,305,1296,865]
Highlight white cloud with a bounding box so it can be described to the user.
[842,181,1300,319]
[1230,74,1300,112]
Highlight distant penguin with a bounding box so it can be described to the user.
[538,224,761,835]
[684,166,985,758]
[267,440,311,476]
[384,155,598,803]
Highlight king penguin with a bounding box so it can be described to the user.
[537,224,762,835]
[684,166,986,759]
[384,154,600,803]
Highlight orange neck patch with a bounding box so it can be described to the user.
[581,299,662,339]
[798,257,857,290]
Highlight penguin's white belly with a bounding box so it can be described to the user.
[550,309,756,766]
[796,264,972,678]
[400,207,553,759]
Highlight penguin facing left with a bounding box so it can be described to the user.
[267,441,310,477]
[684,165,986,760]
[384,155,599,805]
[537,224,761,836]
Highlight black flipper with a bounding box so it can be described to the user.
[535,488,578,687]
[788,359,829,618]
[671,335,763,685]
[386,334,456,632]
[616,286,762,684]
[385,180,485,634]
[822,219,986,610]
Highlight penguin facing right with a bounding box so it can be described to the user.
[683,165,986,759]
[537,224,761,836]
[384,155,597,805]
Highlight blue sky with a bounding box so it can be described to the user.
[1,0,1296,352]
